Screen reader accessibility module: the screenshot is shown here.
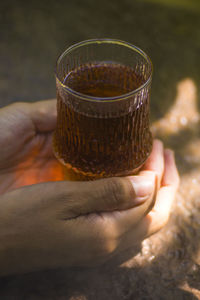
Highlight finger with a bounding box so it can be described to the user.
[132,149,180,239]
[67,173,155,218]
[129,170,158,211]
[75,178,155,257]
[147,150,179,234]
[115,188,177,254]
[99,185,155,239]
[141,139,164,189]
[2,172,155,219]
[27,99,57,132]
[161,149,180,190]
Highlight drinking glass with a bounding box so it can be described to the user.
[53,39,153,180]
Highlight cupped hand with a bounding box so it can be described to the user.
[0,101,179,275]
[0,100,62,194]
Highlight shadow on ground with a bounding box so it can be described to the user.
[0,0,200,299]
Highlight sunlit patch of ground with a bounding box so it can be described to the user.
[119,78,200,298]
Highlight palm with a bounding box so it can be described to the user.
[0,100,63,195]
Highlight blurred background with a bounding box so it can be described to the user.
[1,1,200,299]
[1,0,200,121]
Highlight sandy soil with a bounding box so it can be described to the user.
[1,0,200,298]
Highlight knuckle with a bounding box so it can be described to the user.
[148,209,171,236]
[157,213,169,230]
[104,177,131,208]
[103,240,116,255]
[98,234,117,256]
[94,220,117,256]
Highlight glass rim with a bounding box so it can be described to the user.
[55,38,153,103]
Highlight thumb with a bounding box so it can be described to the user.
[0,174,155,220]
[68,173,155,217]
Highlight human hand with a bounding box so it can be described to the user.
[0,102,179,275]
[0,100,62,195]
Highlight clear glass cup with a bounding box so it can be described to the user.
[53,39,153,180]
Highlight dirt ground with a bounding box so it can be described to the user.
[1,0,200,299]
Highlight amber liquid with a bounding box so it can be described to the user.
[54,63,152,180]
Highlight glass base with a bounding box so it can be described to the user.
[54,151,149,181]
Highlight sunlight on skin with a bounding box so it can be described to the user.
[14,160,64,186]
[13,140,64,186]
[0,154,64,195]
[0,100,64,194]
[142,0,200,12]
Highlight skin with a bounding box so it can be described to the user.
[0,100,179,276]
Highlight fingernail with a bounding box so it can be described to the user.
[129,174,155,203]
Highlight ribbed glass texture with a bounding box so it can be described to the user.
[54,39,153,180]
